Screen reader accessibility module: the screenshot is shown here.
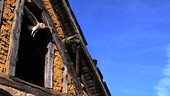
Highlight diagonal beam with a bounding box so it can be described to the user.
[41,11,84,95]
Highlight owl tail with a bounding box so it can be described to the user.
[28,25,34,31]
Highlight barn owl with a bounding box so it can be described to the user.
[25,6,52,38]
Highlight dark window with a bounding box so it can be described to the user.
[15,6,51,87]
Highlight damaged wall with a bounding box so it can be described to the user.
[0,0,16,74]
[43,0,78,95]
[0,0,88,95]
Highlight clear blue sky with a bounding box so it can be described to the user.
[68,0,170,96]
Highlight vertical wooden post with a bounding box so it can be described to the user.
[41,10,84,95]
[62,65,68,93]
[6,0,25,76]
[76,46,81,78]
[0,0,4,25]
[45,42,54,88]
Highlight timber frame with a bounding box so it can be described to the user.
[1,0,111,96]
[50,0,111,95]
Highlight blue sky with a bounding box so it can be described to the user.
[68,0,170,96]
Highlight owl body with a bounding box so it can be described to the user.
[31,23,46,37]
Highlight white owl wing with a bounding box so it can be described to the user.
[24,6,39,26]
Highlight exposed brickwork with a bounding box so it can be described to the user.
[0,0,88,95]
[43,0,80,95]
[68,74,78,96]
[53,46,64,92]
[43,0,65,93]
[43,0,65,39]
[0,0,16,74]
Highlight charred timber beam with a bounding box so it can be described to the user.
[6,0,25,76]
[41,10,84,95]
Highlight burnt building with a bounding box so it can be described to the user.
[0,0,111,96]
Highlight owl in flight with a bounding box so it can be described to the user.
[24,6,52,38]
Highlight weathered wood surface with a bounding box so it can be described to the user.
[6,0,25,76]
[81,75,93,96]
[76,46,81,78]
[62,65,68,93]
[45,42,54,88]
[61,0,110,95]
[41,11,83,95]
[0,74,69,96]
[60,0,87,45]
[0,0,4,25]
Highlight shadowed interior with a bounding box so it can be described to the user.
[15,8,51,87]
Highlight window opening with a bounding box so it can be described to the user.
[15,5,52,87]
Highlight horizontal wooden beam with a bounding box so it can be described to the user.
[0,74,69,96]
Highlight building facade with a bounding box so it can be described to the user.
[0,0,111,96]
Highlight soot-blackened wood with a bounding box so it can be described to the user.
[6,0,25,76]
[45,42,54,88]
[62,65,68,93]
[41,11,83,95]
[0,0,4,26]
[81,75,93,96]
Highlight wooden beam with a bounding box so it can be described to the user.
[6,0,25,76]
[93,59,97,66]
[81,75,93,96]
[0,75,69,96]
[41,10,84,95]
[0,0,4,25]
[45,42,54,88]
[60,0,110,95]
[62,65,68,93]
[76,46,81,78]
